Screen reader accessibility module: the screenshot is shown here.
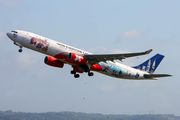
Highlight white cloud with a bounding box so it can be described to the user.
[120,81,156,90]
[110,49,131,54]
[83,46,131,54]
[82,46,107,54]
[0,0,22,8]
[15,51,43,70]
[37,69,49,80]
[14,51,52,80]
[0,31,6,41]
[100,85,115,92]
[121,30,142,40]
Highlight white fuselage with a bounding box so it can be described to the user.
[7,30,151,80]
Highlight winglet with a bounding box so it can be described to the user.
[145,49,153,54]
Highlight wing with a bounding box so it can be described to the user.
[144,74,172,79]
[84,49,153,64]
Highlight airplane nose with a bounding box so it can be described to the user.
[6,32,11,38]
[6,32,14,39]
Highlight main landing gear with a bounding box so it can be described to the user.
[85,68,94,77]
[88,71,94,76]
[70,70,80,78]
[70,70,94,78]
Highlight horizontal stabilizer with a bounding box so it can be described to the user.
[144,74,172,79]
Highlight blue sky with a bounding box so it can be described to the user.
[0,0,179,115]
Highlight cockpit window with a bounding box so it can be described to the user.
[11,30,18,33]
[11,30,18,38]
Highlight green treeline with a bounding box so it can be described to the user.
[0,111,177,120]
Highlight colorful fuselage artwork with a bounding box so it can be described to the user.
[30,37,49,52]
[99,62,139,78]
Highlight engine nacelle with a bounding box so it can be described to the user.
[44,56,64,68]
[68,53,87,65]
[90,64,102,71]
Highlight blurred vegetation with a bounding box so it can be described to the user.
[0,111,178,120]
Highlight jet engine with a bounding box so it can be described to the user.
[44,56,64,68]
[68,53,87,65]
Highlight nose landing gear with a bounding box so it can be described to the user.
[18,47,23,52]
[14,42,23,53]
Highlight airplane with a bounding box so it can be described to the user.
[6,30,171,80]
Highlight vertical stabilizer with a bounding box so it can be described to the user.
[133,54,164,74]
